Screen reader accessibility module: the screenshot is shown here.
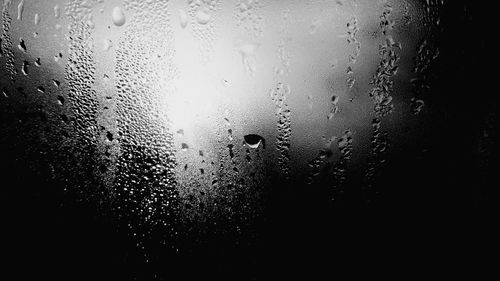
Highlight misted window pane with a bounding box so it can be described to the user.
[1,1,491,280]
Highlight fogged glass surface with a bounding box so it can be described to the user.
[0,1,493,280]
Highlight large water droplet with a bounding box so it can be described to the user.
[112,7,126,27]
[244,134,265,149]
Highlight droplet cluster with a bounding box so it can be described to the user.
[187,0,221,62]
[365,2,401,195]
[331,130,353,199]
[346,16,360,90]
[115,0,179,255]
[1,3,16,83]
[270,82,291,179]
[65,0,99,144]
[235,0,264,38]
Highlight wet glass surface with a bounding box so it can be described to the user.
[1,1,495,280]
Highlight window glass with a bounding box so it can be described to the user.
[1,1,490,280]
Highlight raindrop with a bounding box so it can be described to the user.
[54,52,63,62]
[243,134,265,149]
[347,77,355,88]
[196,9,211,25]
[18,39,27,53]
[21,61,29,75]
[57,95,65,105]
[331,95,339,104]
[112,7,126,27]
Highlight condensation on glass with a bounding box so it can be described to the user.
[0,0,445,255]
